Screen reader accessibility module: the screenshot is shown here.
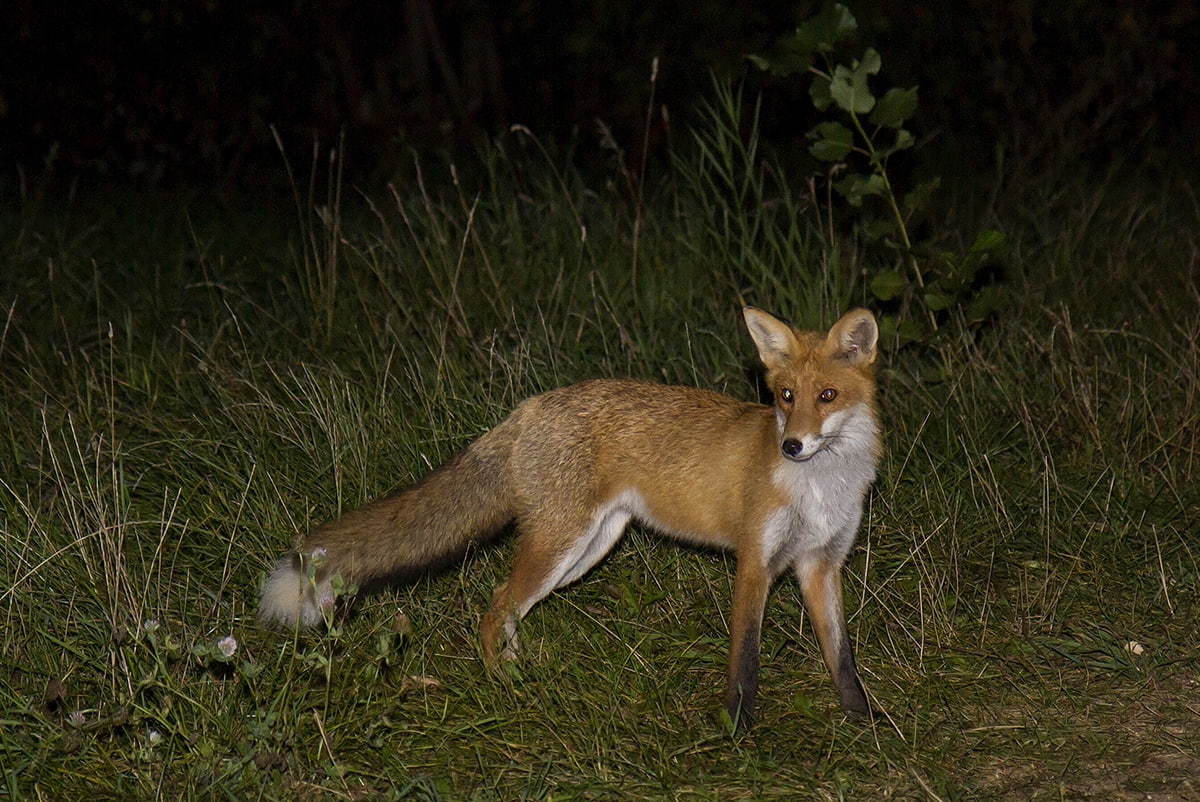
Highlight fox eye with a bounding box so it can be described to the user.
[818,387,838,403]
[780,387,794,403]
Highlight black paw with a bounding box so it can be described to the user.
[840,686,879,720]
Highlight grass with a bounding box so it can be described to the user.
[1,127,1198,800]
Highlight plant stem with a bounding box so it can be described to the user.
[848,109,938,331]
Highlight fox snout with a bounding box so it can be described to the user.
[778,406,824,461]
[781,434,819,462]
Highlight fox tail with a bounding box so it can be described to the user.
[258,415,520,628]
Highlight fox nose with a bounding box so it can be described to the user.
[781,438,804,459]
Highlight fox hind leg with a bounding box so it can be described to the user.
[482,503,631,666]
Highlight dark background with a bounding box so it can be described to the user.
[3,0,1198,189]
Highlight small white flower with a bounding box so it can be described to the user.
[217,636,238,659]
[310,547,328,561]
[143,619,160,634]
[147,728,163,746]
[67,710,87,727]
[1124,640,1146,655]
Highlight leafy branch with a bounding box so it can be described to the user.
[751,3,1005,345]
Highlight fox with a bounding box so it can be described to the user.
[260,306,881,728]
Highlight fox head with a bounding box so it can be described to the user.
[743,306,879,463]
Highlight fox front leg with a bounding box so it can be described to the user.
[795,558,872,717]
[724,556,772,730]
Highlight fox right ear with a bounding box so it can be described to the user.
[743,307,798,369]
[827,308,879,366]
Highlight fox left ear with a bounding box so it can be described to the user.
[827,308,878,365]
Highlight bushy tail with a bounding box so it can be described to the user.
[259,415,520,628]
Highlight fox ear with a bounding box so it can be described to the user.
[743,307,799,368]
[827,308,878,365]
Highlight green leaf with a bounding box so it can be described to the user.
[781,4,853,65]
[809,74,832,110]
[869,86,919,128]
[862,216,898,242]
[924,289,955,311]
[749,23,826,76]
[870,269,908,301]
[897,318,927,343]
[903,176,941,215]
[874,129,914,163]
[970,229,1006,253]
[802,3,858,52]
[892,128,915,151]
[877,314,898,343]
[768,35,817,76]
[835,172,886,206]
[942,256,976,288]
[857,48,881,76]
[807,121,854,161]
[830,63,875,114]
[809,141,851,162]
[965,285,1005,321]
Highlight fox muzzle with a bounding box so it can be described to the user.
[780,436,819,462]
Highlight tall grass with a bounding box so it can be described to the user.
[1,105,1197,798]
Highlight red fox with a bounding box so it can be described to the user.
[260,307,881,727]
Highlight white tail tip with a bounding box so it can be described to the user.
[258,556,329,629]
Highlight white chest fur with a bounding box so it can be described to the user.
[764,403,879,566]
